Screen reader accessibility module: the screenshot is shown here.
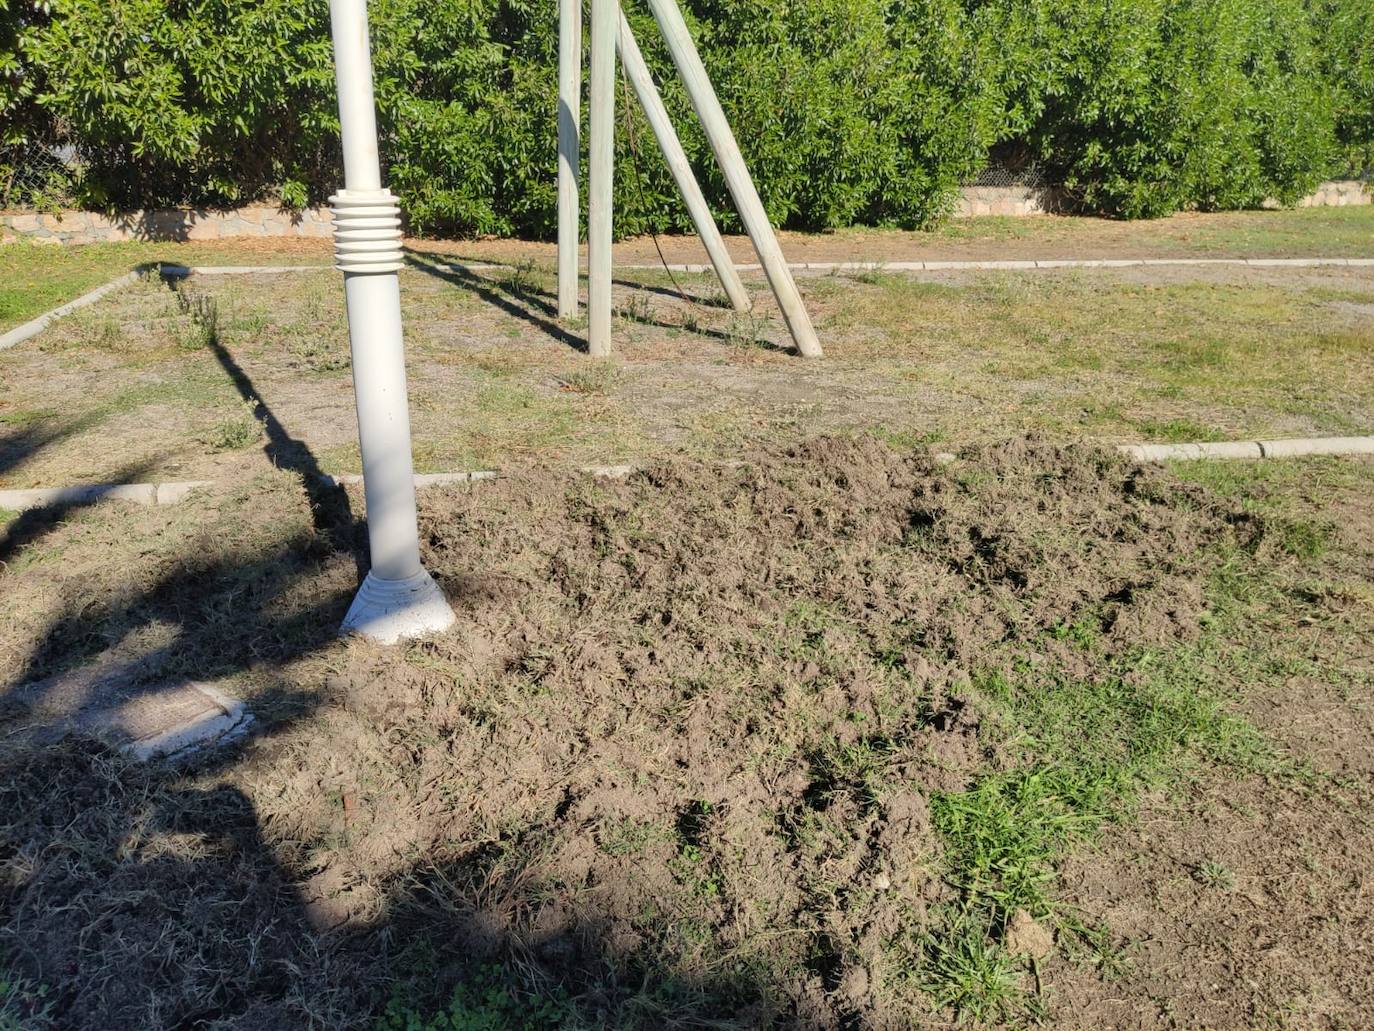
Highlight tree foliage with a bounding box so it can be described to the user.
[3,0,1369,231]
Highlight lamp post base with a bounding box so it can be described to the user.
[340,569,456,644]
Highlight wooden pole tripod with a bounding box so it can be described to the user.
[558,0,822,358]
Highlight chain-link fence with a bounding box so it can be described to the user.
[966,162,1049,189]
[1,142,79,209]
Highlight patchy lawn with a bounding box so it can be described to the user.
[1,249,1371,489]
[1,209,1371,1027]
[1,440,1371,1028]
[0,238,333,333]
[4,204,1372,333]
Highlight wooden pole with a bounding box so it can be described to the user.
[557,0,582,318]
[616,8,750,313]
[588,0,616,356]
[642,0,821,357]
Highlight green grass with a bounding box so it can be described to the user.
[1193,860,1236,891]
[380,963,581,1030]
[835,272,1374,441]
[907,651,1280,1021]
[555,360,622,396]
[5,205,1371,336]
[597,816,669,857]
[1,209,1368,490]
[0,240,330,332]
[921,205,1374,255]
[1131,417,1227,442]
[203,402,264,451]
[0,962,54,1030]
[893,458,1374,1022]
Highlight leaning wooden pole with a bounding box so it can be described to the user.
[616,8,751,313]
[588,0,616,356]
[557,0,582,318]
[642,0,821,357]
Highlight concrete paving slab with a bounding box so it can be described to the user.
[6,657,252,761]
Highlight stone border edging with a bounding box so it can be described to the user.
[615,256,1374,274]
[1119,436,1374,462]
[3,440,1371,514]
[0,480,217,510]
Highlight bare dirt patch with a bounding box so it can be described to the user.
[1042,458,1374,1031]
[3,437,1306,1028]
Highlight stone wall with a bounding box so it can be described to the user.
[0,204,334,245]
[1292,179,1371,208]
[1,181,1368,244]
[955,179,1371,217]
[953,186,1069,217]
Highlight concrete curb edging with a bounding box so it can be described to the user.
[1118,436,1374,462]
[0,481,216,511]
[2,440,1371,514]
[0,269,147,351]
[123,682,254,762]
[434,256,1374,275]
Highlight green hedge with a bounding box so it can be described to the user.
[2,0,1369,233]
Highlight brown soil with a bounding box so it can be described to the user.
[1,437,1275,1029]
[1040,467,1374,1031]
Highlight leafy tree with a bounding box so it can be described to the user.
[4,0,1369,228]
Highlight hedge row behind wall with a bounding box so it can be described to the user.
[2,0,1371,234]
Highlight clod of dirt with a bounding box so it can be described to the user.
[1005,908,1056,959]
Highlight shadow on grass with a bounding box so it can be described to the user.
[612,276,734,309]
[405,250,588,354]
[0,718,777,1028]
[0,267,785,1030]
[0,484,780,1027]
[203,326,365,580]
[0,458,161,568]
[0,411,115,482]
[405,248,791,355]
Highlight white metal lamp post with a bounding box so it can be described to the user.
[587,0,617,357]
[328,0,456,644]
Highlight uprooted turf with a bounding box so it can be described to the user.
[1,437,1371,1028]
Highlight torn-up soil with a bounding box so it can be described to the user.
[1041,459,1374,1031]
[4,436,1311,1029]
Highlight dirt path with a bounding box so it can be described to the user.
[80,206,1369,270]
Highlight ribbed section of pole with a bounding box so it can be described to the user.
[557,0,582,318]
[588,0,616,357]
[643,0,821,358]
[616,8,751,314]
[328,0,454,644]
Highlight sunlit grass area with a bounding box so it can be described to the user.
[1,245,1370,489]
